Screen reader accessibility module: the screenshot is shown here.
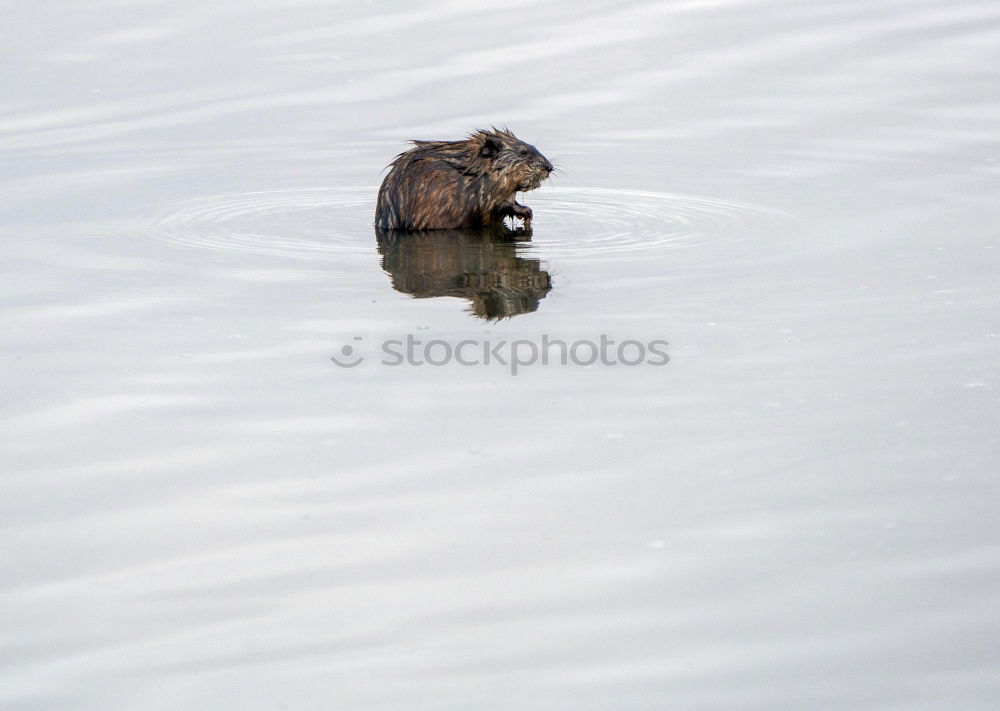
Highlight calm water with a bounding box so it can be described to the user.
[3,1,999,708]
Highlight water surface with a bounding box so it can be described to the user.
[2,1,999,709]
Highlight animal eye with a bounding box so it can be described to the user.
[519,148,528,155]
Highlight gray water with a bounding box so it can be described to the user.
[2,1,999,709]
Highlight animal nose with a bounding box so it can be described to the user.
[543,159,553,173]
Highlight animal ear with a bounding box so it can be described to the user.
[481,135,502,158]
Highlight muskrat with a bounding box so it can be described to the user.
[375,128,554,231]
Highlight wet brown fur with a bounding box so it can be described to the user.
[375,128,553,230]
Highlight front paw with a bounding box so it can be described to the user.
[500,203,532,222]
[511,204,533,221]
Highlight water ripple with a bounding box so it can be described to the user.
[134,186,790,262]
[134,187,374,260]
[529,187,792,259]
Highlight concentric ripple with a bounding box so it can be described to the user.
[526,187,793,259]
[134,187,375,260]
[134,186,791,262]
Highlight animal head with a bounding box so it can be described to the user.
[470,128,554,194]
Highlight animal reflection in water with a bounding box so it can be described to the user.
[375,223,552,319]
